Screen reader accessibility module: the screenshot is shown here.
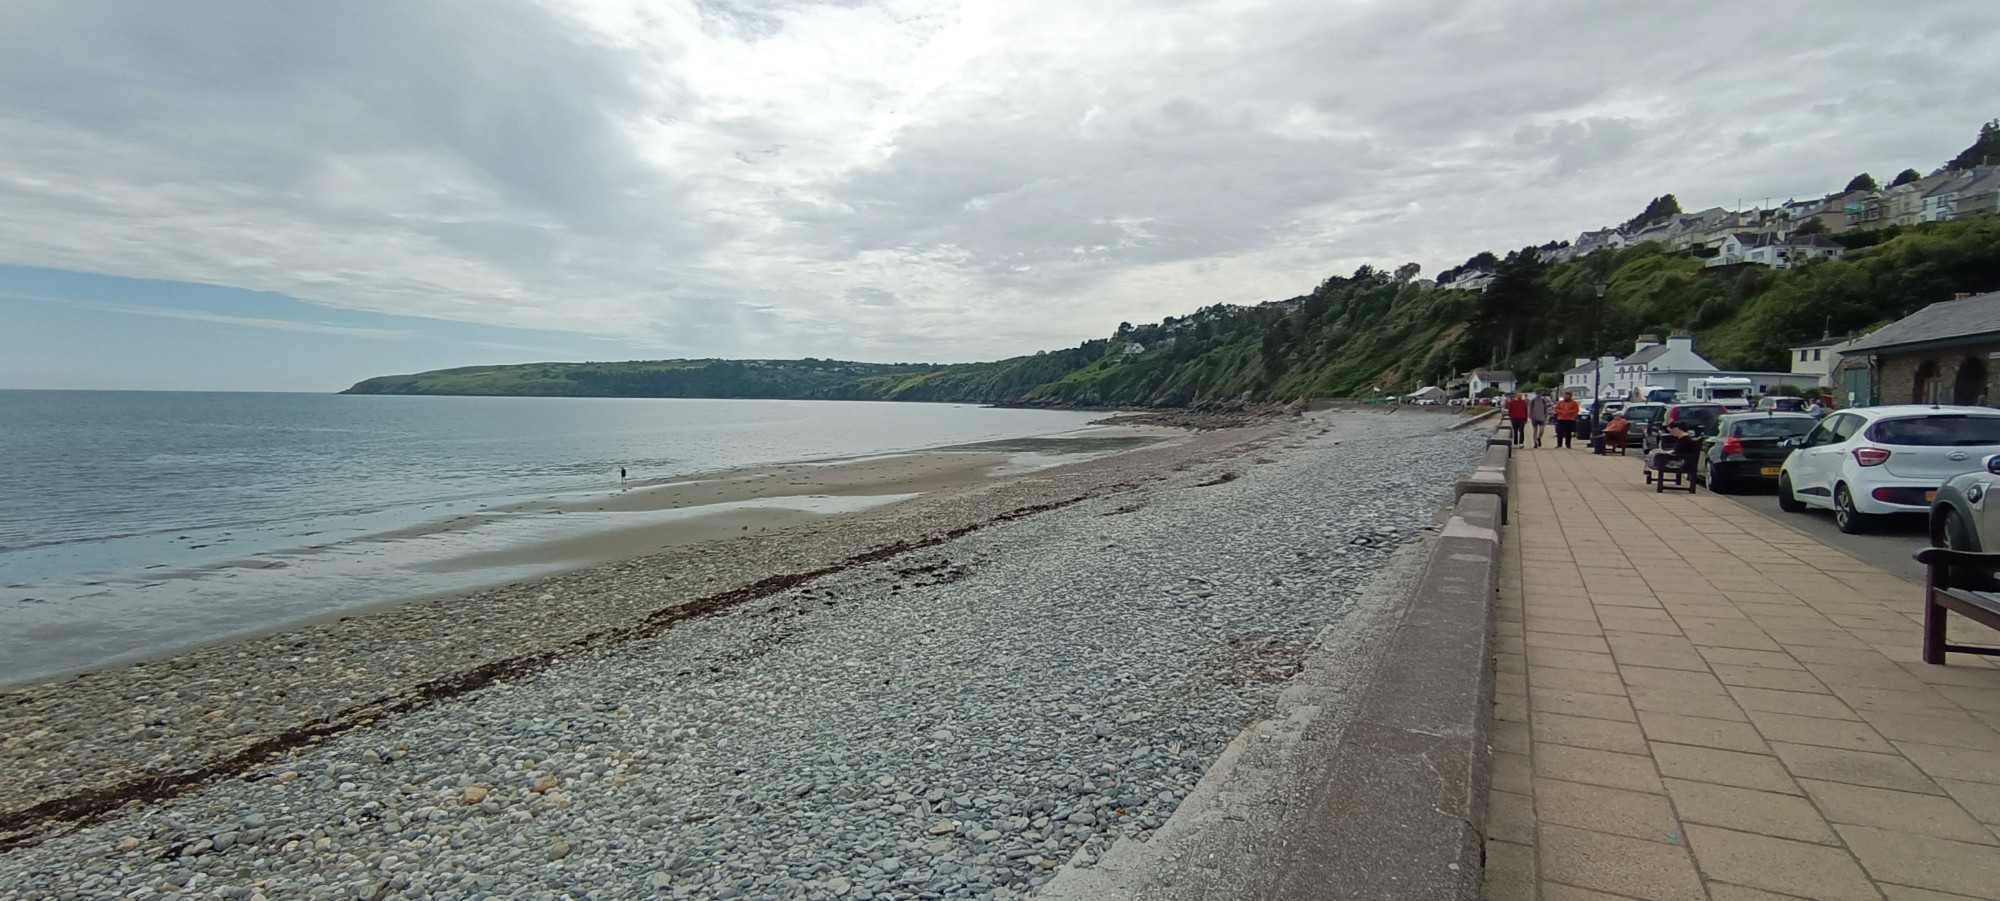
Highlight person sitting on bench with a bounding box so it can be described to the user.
[1648,422,1700,474]
[1596,413,1630,454]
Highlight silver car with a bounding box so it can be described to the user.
[1931,454,2000,588]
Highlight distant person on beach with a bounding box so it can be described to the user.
[1553,392,1581,448]
[1505,393,1529,447]
[1528,392,1552,448]
[619,466,627,483]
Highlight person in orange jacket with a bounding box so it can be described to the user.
[1553,392,1582,448]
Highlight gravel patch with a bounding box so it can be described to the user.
[0,411,1482,899]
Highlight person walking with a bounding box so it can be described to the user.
[1505,392,1529,447]
[1528,391,1552,448]
[619,466,627,484]
[1554,391,1581,448]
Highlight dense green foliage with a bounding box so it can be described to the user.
[1845,173,1877,192]
[1622,194,1682,232]
[347,219,2000,405]
[1891,168,1923,187]
[1948,119,2000,171]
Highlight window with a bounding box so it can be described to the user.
[1799,350,1810,362]
[1867,415,2000,446]
[1812,349,1823,361]
[1733,418,1816,439]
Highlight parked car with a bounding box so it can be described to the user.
[1755,396,1806,413]
[1697,412,1818,493]
[1778,405,2000,534]
[1929,454,2000,589]
[1619,402,1665,444]
[1642,403,1725,453]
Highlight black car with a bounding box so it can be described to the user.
[1620,402,1665,439]
[1642,403,1726,452]
[1697,412,1818,493]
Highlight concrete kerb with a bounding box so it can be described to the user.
[1040,443,1506,900]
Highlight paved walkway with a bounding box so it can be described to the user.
[1483,444,2000,901]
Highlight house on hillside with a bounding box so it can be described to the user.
[1120,343,1146,357]
[1444,272,1495,292]
[1706,233,1845,269]
[1839,291,2000,407]
[1948,169,2000,220]
[1920,168,2000,222]
[1571,228,1626,257]
[1468,370,1517,396]
[1886,173,1956,226]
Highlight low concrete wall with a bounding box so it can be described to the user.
[1041,441,1508,900]
[1256,493,1501,900]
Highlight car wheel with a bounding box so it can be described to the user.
[1777,473,1806,512]
[1707,464,1732,494]
[1939,508,1995,590]
[1834,484,1871,534]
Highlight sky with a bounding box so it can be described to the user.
[2,1,1997,391]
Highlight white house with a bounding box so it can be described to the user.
[1608,334,1716,399]
[1788,336,1858,387]
[1444,272,1495,292]
[1706,232,1846,269]
[1468,370,1517,396]
[1120,343,1146,357]
[1563,355,1622,400]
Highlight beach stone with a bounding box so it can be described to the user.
[462,786,488,804]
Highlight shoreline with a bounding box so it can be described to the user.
[0,417,1267,842]
[1,423,1182,690]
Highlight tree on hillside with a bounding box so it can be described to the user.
[1622,194,1681,232]
[1890,168,1923,187]
[1948,119,1999,171]
[1393,262,1421,283]
[1794,218,1829,236]
[1474,248,1549,365]
[1845,173,1878,192]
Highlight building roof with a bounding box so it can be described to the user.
[1790,335,1851,349]
[1622,345,1673,366]
[1786,235,1845,249]
[1844,291,2000,354]
[1473,370,1516,382]
[1566,360,1602,375]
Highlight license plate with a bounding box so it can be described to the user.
[1760,466,1780,476]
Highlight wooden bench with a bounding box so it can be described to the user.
[1644,451,1696,493]
[1914,548,2000,665]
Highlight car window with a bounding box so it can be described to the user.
[1866,415,2000,446]
[1826,413,1865,442]
[1733,418,1815,439]
[1626,406,1661,424]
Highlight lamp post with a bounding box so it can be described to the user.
[1590,279,1608,445]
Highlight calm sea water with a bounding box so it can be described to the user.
[0,391,1101,685]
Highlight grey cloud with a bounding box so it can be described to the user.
[3,0,2000,371]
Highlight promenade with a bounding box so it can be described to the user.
[1484,444,2000,901]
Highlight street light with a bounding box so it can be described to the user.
[1590,279,1608,447]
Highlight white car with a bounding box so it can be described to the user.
[1777,405,2000,534]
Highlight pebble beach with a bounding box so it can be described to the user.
[0,409,1483,900]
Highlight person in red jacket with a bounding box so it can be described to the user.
[1505,393,1529,447]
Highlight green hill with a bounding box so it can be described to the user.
[345,217,2000,404]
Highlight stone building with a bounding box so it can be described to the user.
[1840,291,2000,407]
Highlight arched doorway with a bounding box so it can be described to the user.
[1914,360,1941,404]
[1955,356,1989,406]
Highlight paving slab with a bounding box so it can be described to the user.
[1485,446,2000,900]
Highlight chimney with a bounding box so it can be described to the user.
[1633,334,1661,353]
[1575,357,1591,368]
[1666,332,1695,353]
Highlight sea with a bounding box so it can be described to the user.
[0,391,1104,686]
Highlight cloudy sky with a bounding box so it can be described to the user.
[2,0,1996,390]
